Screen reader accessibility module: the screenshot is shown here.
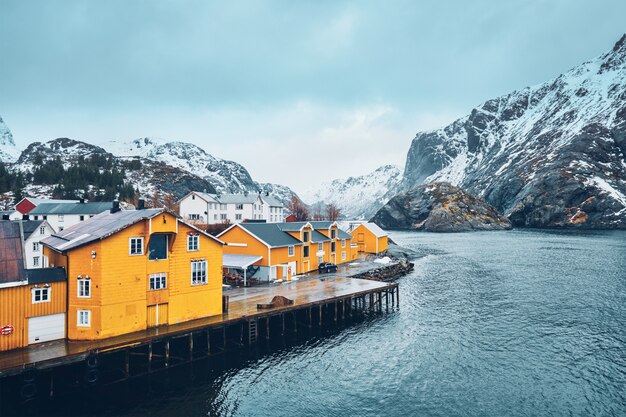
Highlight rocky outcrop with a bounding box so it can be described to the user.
[372,182,512,232]
[401,35,626,229]
[350,259,414,282]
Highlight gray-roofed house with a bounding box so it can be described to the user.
[178,191,285,225]
[28,201,115,232]
[0,220,68,351]
[217,220,357,281]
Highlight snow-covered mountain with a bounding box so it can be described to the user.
[301,165,402,219]
[399,34,626,228]
[103,137,296,205]
[0,116,20,163]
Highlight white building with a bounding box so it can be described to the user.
[178,192,285,224]
[22,220,55,269]
[28,201,115,232]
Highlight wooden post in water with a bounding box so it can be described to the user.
[148,342,153,372]
[189,333,194,360]
[124,349,130,377]
[334,301,338,322]
[266,317,271,339]
[207,330,211,355]
[165,340,170,367]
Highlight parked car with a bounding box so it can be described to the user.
[318,262,338,273]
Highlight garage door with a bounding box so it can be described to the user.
[28,313,66,344]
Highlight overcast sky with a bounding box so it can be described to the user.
[1,1,625,193]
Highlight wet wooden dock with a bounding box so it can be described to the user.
[0,276,398,401]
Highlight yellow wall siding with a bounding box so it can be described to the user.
[351,224,388,254]
[220,227,269,266]
[0,281,67,351]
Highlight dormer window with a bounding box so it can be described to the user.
[331,229,337,239]
[303,231,310,242]
[148,235,168,261]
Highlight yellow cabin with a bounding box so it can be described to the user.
[218,221,354,282]
[350,222,389,254]
[0,221,67,352]
[42,207,223,341]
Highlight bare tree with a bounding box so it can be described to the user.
[287,195,309,221]
[326,203,341,221]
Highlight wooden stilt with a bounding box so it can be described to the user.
[189,333,194,360]
[165,340,170,367]
[266,317,271,339]
[148,342,153,372]
[207,330,211,355]
[125,349,130,376]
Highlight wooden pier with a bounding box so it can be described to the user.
[0,277,398,402]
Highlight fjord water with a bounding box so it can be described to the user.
[42,230,626,417]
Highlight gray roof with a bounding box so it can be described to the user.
[42,209,164,252]
[27,267,66,284]
[189,191,283,207]
[30,201,114,216]
[311,230,330,242]
[0,221,26,284]
[223,254,263,269]
[276,222,309,232]
[308,221,335,229]
[22,198,79,205]
[262,195,284,207]
[21,220,45,240]
[362,222,388,238]
[337,229,352,239]
[235,223,302,248]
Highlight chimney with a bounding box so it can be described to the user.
[22,214,29,220]
[110,201,121,214]
[2,214,9,221]
[137,199,145,210]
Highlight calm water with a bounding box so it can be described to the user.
[21,230,626,416]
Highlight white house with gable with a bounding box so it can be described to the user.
[178,192,285,224]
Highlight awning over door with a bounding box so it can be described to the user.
[223,254,263,269]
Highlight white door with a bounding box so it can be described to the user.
[28,313,65,344]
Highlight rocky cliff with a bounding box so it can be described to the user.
[402,35,626,229]
[372,182,512,232]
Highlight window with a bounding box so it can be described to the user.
[78,277,91,298]
[33,257,40,267]
[331,229,336,239]
[33,242,40,251]
[78,310,91,327]
[236,203,243,210]
[190,214,200,220]
[79,215,85,221]
[331,242,336,252]
[214,214,218,220]
[192,194,196,200]
[318,243,323,251]
[39,226,45,235]
[191,260,208,285]
[342,239,346,248]
[149,273,167,290]
[342,251,346,261]
[32,287,50,303]
[43,215,47,220]
[187,234,199,251]
[235,214,242,220]
[129,237,144,255]
[220,214,227,220]
[58,215,64,222]
[58,226,64,231]
[318,256,323,264]
[303,246,310,258]
[303,231,310,242]
[148,235,168,260]
[33,215,39,220]
[220,204,227,210]
[288,246,294,257]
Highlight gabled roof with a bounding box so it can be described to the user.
[261,195,284,207]
[30,201,114,215]
[0,221,26,284]
[21,220,45,240]
[42,209,163,252]
[308,221,336,229]
[359,222,388,238]
[225,223,303,248]
[21,198,79,205]
[275,221,311,232]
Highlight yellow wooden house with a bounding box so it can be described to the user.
[41,206,224,341]
[218,221,355,282]
[349,222,388,254]
[0,221,67,352]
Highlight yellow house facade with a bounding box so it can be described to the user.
[350,222,389,254]
[42,207,224,341]
[218,221,355,281]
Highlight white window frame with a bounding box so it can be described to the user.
[77,310,91,327]
[318,243,323,251]
[342,239,346,248]
[187,234,199,251]
[303,231,310,243]
[78,277,91,298]
[33,256,40,267]
[220,214,227,220]
[331,229,336,239]
[236,203,243,210]
[191,260,208,285]
[149,273,167,290]
[33,242,40,251]
[39,226,45,235]
[331,242,336,252]
[235,213,242,220]
[32,287,51,304]
[189,214,200,220]
[288,246,294,257]
[342,251,346,261]
[129,237,144,256]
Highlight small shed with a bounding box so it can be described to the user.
[350,222,388,254]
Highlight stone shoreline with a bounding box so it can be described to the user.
[349,258,414,282]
